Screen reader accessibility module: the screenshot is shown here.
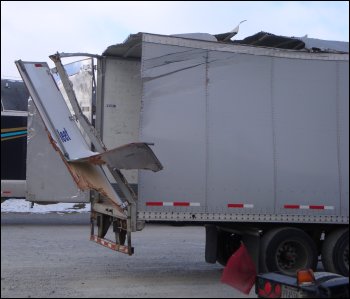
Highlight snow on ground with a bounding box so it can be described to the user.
[1,198,90,214]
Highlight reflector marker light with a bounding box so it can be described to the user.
[274,284,281,297]
[264,281,272,294]
[297,269,315,286]
[257,280,282,298]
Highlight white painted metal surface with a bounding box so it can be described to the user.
[16,62,95,161]
[142,33,349,61]
[101,58,142,184]
[15,60,126,216]
[76,143,162,172]
[134,35,349,224]
[27,99,89,203]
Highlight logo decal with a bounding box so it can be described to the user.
[57,128,71,143]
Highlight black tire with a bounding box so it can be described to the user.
[205,225,218,264]
[216,230,241,266]
[260,227,318,276]
[321,229,349,276]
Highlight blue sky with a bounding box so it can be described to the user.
[1,1,349,78]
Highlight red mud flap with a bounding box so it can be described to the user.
[221,243,257,294]
[90,235,134,255]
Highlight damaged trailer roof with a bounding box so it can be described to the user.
[103,31,349,58]
[231,31,349,53]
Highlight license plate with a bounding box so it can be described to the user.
[281,285,300,298]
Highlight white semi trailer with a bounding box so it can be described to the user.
[16,31,349,277]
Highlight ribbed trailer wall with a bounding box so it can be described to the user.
[135,35,349,224]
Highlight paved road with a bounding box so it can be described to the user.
[1,213,256,298]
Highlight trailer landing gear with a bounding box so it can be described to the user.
[90,211,134,255]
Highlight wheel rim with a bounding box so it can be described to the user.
[276,241,309,274]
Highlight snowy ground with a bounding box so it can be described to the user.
[1,198,90,214]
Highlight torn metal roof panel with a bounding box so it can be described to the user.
[298,36,349,53]
[102,31,349,60]
[232,31,349,53]
[103,33,142,58]
[231,31,305,50]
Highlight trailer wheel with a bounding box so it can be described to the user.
[321,229,349,276]
[260,227,318,276]
[217,230,241,266]
[205,225,218,264]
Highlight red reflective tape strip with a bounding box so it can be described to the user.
[3,191,12,194]
[146,202,163,206]
[100,239,116,250]
[228,203,244,208]
[309,205,324,210]
[90,236,129,254]
[34,63,43,67]
[284,205,330,210]
[146,202,198,207]
[173,202,190,206]
[284,205,300,209]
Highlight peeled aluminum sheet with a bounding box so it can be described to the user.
[75,142,163,172]
[16,60,125,216]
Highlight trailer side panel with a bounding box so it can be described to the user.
[137,38,349,223]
